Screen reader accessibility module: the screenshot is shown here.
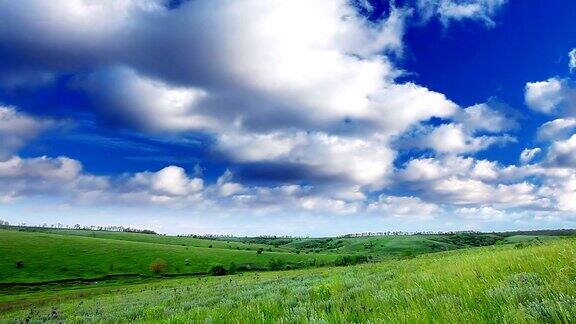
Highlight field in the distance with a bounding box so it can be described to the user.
[0,229,337,283]
[2,236,575,322]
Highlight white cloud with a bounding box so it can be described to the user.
[9,0,569,226]
[217,131,395,189]
[367,195,441,219]
[454,103,517,133]
[416,0,507,26]
[416,123,514,155]
[569,48,576,72]
[215,170,246,198]
[0,155,99,202]
[537,118,576,141]
[0,106,53,159]
[546,134,576,168]
[454,206,507,221]
[404,102,516,155]
[399,156,548,208]
[525,78,573,114]
[132,166,203,197]
[519,148,541,165]
[0,0,464,192]
[74,67,215,132]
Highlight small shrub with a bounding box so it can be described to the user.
[15,260,23,269]
[228,262,237,274]
[208,245,213,248]
[237,264,252,271]
[184,259,190,266]
[149,259,168,274]
[334,255,369,266]
[257,248,264,254]
[209,264,227,276]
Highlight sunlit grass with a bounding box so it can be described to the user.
[3,237,575,323]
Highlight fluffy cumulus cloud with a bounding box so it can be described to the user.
[5,0,573,228]
[545,134,576,168]
[398,156,551,209]
[537,118,576,141]
[367,195,441,219]
[0,0,466,190]
[525,78,576,116]
[416,123,513,155]
[407,103,516,155]
[519,50,576,213]
[0,106,53,159]
[0,155,102,203]
[217,131,395,189]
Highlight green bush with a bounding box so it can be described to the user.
[209,264,227,276]
[334,255,369,266]
[228,262,237,274]
[268,258,285,270]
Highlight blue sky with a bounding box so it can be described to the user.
[1,0,576,235]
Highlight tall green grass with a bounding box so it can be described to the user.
[3,237,575,322]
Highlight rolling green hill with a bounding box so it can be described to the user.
[230,232,555,258]
[39,229,286,252]
[0,229,336,283]
[2,237,574,322]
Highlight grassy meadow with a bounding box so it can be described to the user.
[1,236,575,322]
[0,229,336,283]
[1,227,574,322]
[40,229,286,252]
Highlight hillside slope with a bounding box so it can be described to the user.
[0,230,336,283]
[2,237,574,322]
[40,229,285,251]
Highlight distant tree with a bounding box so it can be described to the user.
[149,259,168,274]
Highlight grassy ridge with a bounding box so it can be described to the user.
[281,235,458,256]
[2,237,575,322]
[0,230,336,283]
[39,229,286,251]
[238,233,547,257]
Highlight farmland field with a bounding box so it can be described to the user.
[1,235,574,322]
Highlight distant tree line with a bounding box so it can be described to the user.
[0,221,157,235]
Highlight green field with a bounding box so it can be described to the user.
[39,229,286,252]
[0,229,336,283]
[1,236,575,322]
